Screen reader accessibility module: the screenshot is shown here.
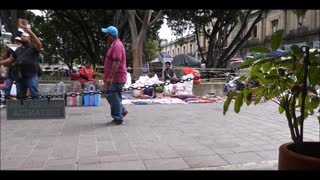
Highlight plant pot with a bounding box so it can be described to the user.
[278,142,320,170]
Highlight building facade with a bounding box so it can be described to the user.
[160,10,320,61]
[160,33,198,59]
[244,10,320,55]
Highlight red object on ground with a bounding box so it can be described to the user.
[182,67,200,84]
[71,73,79,80]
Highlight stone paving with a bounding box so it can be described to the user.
[1,99,319,170]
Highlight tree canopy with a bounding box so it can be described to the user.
[165,10,266,68]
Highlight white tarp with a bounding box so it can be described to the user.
[131,74,162,88]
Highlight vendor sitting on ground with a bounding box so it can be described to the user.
[163,61,177,83]
[78,62,98,90]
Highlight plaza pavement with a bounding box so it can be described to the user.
[1,99,319,170]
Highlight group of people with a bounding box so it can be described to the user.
[0,23,129,126]
[0,25,42,108]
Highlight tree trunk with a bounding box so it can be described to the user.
[132,46,143,78]
[195,22,205,64]
[127,10,162,78]
[10,10,18,39]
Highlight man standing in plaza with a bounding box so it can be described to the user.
[0,25,42,99]
[102,25,128,125]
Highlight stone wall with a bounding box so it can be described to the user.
[192,82,225,97]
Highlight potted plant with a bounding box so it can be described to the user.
[223,29,320,170]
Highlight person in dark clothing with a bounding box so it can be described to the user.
[163,61,177,83]
[0,26,42,99]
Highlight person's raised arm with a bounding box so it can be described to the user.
[23,27,42,52]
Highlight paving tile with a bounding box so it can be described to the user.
[46,164,76,170]
[2,101,319,170]
[19,159,47,169]
[99,160,146,170]
[77,156,98,164]
[220,152,265,165]
[78,163,101,170]
[183,155,229,168]
[1,157,27,170]
[139,153,161,160]
[144,158,189,170]
[255,150,279,161]
[47,158,75,166]
[99,155,121,163]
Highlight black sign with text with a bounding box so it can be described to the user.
[6,100,65,120]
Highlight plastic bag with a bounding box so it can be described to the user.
[181,74,194,95]
[124,72,132,88]
[10,84,17,96]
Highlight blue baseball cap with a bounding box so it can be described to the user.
[101,26,118,37]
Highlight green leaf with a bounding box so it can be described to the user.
[278,68,286,77]
[286,78,296,87]
[309,53,320,64]
[250,64,262,76]
[308,66,320,86]
[254,73,269,85]
[223,91,235,115]
[296,116,302,125]
[281,93,289,105]
[234,92,244,113]
[291,85,301,97]
[265,75,279,81]
[270,69,278,75]
[263,61,272,72]
[308,108,314,115]
[271,30,284,51]
[266,88,277,99]
[250,47,270,54]
[290,45,304,58]
[309,96,319,109]
[298,95,303,107]
[243,89,252,106]
[317,116,320,123]
[241,56,261,67]
[238,76,247,82]
[304,95,310,110]
[276,59,295,68]
[279,105,285,114]
[290,45,301,54]
[253,87,264,94]
[254,95,263,105]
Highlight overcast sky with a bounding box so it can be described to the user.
[158,18,176,41]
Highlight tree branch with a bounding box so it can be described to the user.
[149,10,163,27]
[127,10,138,43]
[134,10,144,24]
[222,10,263,67]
